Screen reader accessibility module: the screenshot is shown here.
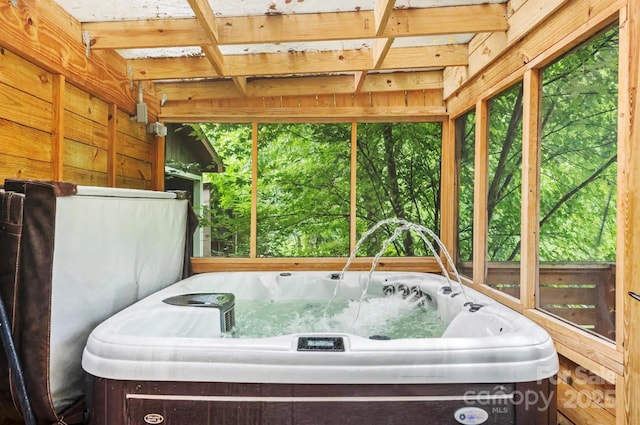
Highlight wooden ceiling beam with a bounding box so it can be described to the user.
[129,46,466,80]
[154,71,443,101]
[83,4,507,49]
[382,44,468,69]
[186,0,225,75]
[159,105,448,124]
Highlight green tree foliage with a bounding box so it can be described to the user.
[356,123,442,256]
[257,124,351,257]
[198,122,442,257]
[539,26,618,262]
[475,25,618,264]
[488,82,524,261]
[200,123,252,256]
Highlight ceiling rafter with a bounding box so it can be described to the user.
[186,0,226,76]
[369,0,397,86]
[128,45,467,81]
[374,0,397,37]
[82,4,508,50]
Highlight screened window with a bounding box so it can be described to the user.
[538,26,618,340]
[257,124,351,257]
[200,123,252,257]
[355,123,442,257]
[486,82,524,297]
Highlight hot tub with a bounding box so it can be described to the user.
[82,271,558,425]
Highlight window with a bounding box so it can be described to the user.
[201,123,252,257]
[199,122,443,259]
[486,82,524,297]
[538,26,618,340]
[257,124,351,257]
[355,123,442,257]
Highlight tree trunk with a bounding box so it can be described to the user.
[383,124,414,255]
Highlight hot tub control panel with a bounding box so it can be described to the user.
[297,336,345,352]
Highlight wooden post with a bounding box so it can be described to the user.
[521,69,541,309]
[51,74,65,180]
[473,100,488,285]
[440,118,456,260]
[621,2,639,424]
[153,131,165,191]
[250,122,258,258]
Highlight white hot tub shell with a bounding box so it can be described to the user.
[82,271,558,425]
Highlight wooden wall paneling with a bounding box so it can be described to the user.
[406,90,425,107]
[0,82,52,132]
[0,47,53,102]
[280,96,300,108]
[472,100,488,285]
[352,93,371,108]
[558,356,616,416]
[115,175,151,190]
[557,380,616,425]
[51,74,65,180]
[423,88,444,108]
[0,119,51,164]
[62,166,108,187]
[64,83,110,127]
[333,93,351,108]
[115,154,152,185]
[63,139,108,173]
[263,96,281,109]
[116,109,147,141]
[317,94,334,108]
[116,132,154,163]
[298,95,318,108]
[520,69,541,309]
[63,111,109,150]
[0,155,51,181]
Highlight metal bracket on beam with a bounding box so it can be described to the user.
[10,0,17,7]
[160,93,168,107]
[82,31,91,58]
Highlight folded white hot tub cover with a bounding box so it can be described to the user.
[0,179,197,424]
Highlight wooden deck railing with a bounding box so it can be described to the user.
[459,262,616,340]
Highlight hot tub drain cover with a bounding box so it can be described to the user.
[163,293,235,332]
